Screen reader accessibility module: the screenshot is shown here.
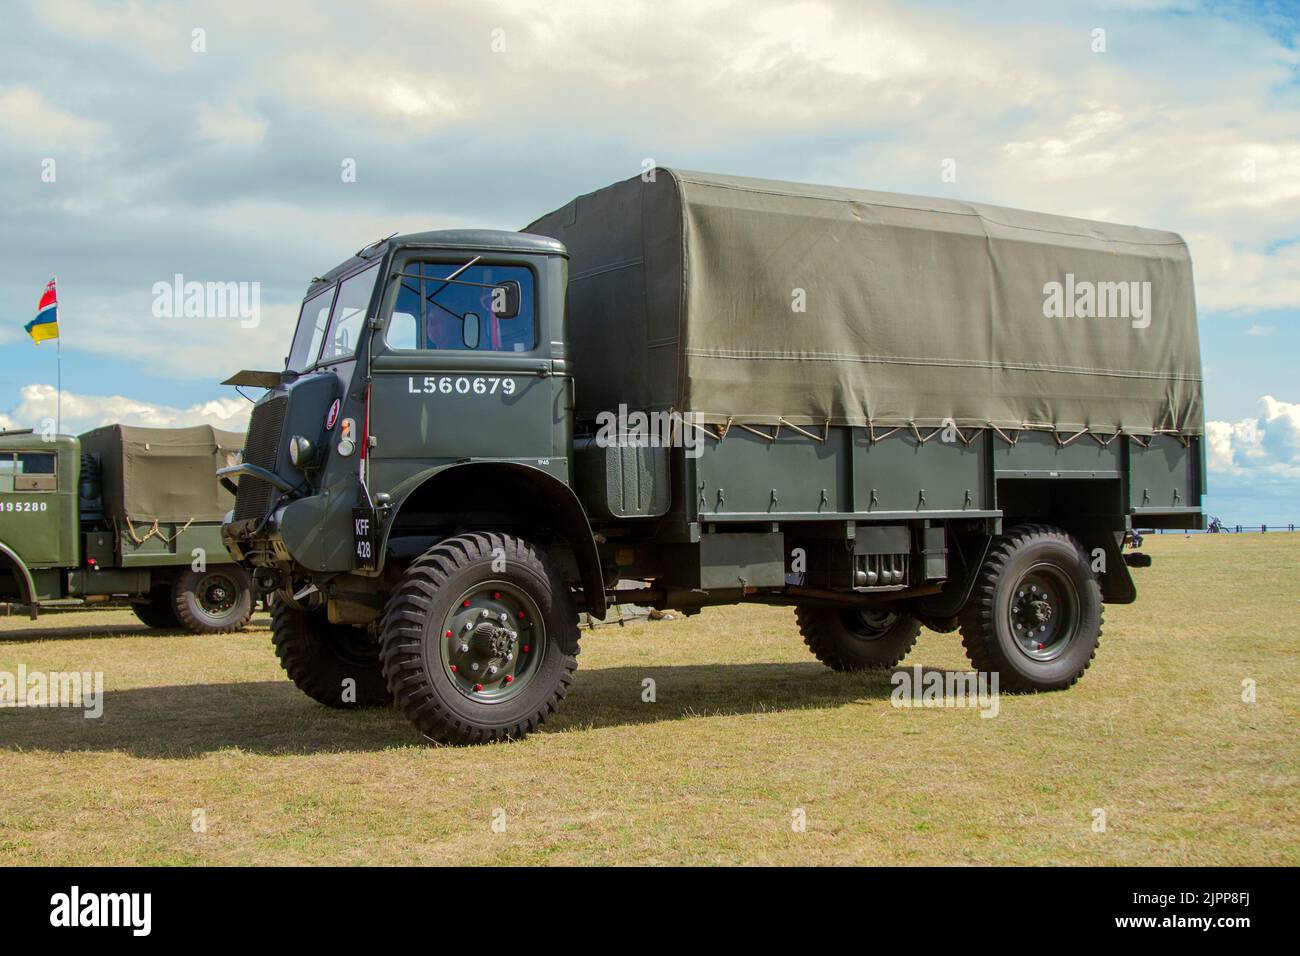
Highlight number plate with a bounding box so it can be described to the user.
[352,507,377,571]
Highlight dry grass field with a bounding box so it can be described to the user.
[1,533,1296,866]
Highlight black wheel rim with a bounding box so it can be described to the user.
[437,581,546,704]
[1006,563,1079,662]
[841,607,898,642]
[196,571,239,618]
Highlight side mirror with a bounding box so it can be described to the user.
[463,312,481,349]
[491,280,521,319]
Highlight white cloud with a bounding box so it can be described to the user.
[28,0,205,70]
[3,383,250,436]
[0,84,108,152]
[275,56,460,129]
[1206,395,1300,479]
[1182,234,1300,314]
[57,294,301,381]
[196,103,268,149]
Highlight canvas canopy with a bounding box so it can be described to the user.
[79,424,244,524]
[526,169,1203,435]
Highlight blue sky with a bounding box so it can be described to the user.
[1,0,1297,522]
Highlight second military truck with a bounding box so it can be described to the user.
[221,169,1204,744]
[0,423,254,633]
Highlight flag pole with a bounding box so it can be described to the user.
[55,274,62,436]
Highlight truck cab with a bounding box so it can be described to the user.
[222,229,600,608]
[223,229,607,741]
[0,432,79,613]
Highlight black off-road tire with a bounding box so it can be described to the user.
[795,605,921,671]
[958,524,1103,692]
[380,533,580,745]
[171,565,254,634]
[271,600,392,707]
[132,590,180,629]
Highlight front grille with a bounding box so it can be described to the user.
[234,396,287,521]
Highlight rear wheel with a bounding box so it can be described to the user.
[132,590,180,629]
[380,533,580,744]
[958,524,1102,692]
[172,566,253,633]
[271,600,391,707]
[795,605,920,671]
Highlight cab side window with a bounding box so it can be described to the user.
[387,263,536,353]
[15,452,56,492]
[0,453,14,493]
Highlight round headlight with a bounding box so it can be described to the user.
[288,435,314,468]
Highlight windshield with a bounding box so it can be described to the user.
[319,263,380,364]
[287,286,336,372]
[286,263,379,371]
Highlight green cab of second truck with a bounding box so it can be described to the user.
[222,171,1205,745]
[0,427,254,633]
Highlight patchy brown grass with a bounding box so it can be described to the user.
[1,533,1296,865]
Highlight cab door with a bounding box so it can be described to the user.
[0,445,70,568]
[367,257,569,482]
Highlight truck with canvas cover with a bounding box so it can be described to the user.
[0,424,254,633]
[220,168,1204,744]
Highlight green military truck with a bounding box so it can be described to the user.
[221,169,1204,744]
[0,424,254,632]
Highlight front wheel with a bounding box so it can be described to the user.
[271,601,391,707]
[958,524,1103,692]
[795,605,920,671]
[379,533,580,745]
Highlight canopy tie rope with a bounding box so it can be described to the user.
[122,517,195,546]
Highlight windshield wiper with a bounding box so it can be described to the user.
[391,256,485,326]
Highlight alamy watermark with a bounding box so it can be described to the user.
[50,886,150,936]
[151,274,261,328]
[594,404,706,459]
[0,664,104,718]
[1043,273,1150,329]
[890,665,1000,718]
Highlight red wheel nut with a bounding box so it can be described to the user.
[473,683,484,692]
[505,675,514,684]
[522,645,530,653]
[450,665,457,673]
[493,592,501,599]
[517,610,526,619]
[445,629,452,638]
[462,600,471,608]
